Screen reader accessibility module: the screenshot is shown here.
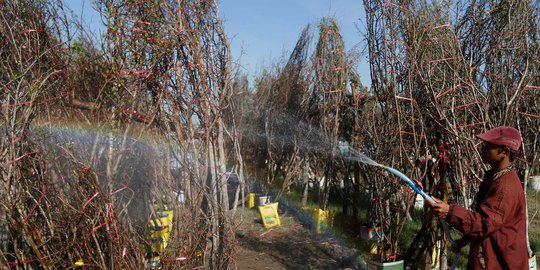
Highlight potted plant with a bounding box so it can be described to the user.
[361,165,411,270]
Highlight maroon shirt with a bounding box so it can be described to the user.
[446,169,528,270]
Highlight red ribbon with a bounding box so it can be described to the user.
[118,69,154,77]
[429,56,462,63]
[395,95,414,101]
[384,39,405,44]
[20,192,47,225]
[84,221,109,242]
[385,130,426,139]
[17,29,47,36]
[435,84,463,99]
[515,156,533,165]
[80,192,100,212]
[443,101,479,112]
[383,2,412,13]
[3,150,38,168]
[518,111,540,119]
[455,121,485,129]
[161,256,189,263]
[7,250,62,266]
[127,19,152,25]
[0,91,68,110]
[11,131,28,145]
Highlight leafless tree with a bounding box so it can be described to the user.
[2,0,243,269]
[363,0,540,268]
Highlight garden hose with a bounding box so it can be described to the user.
[339,147,462,269]
[376,163,461,270]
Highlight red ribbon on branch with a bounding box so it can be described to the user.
[120,108,151,124]
[127,19,152,25]
[29,223,64,235]
[429,56,462,63]
[131,27,148,33]
[7,250,62,267]
[3,150,38,168]
[454,121,485,129]
[111,185,128,195]
[16,29,47,36]
[80,192,100,212]
[443,101,479,112]
[0,91,68,111]
[395,95,414,101]
[384,39,405,44]
[400,130,426,139]
[111,30,173,45]
[117,69,154,78]
[518,111,540,119]
[515,156,533,166]
[494,43,522,50]
[161,256,189,263]
[173,63,227,74]
[435,84,463,99]
[174,63,204,70]
[20,192,47,225]
[422,37,459,45]
[385,130,426,139]
[175,28,200,34]
[84,221,109,242]
[11,131,28,145]
[323,29,339,35]
[106,203,121,243]
[469,66,515,86]
[145,37,172,45]
[91,108,152,124]
[383,2,412,13]
[431,24,451,30]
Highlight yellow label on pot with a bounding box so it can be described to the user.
[258,202,280,228]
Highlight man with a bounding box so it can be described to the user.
[430,126,528,270]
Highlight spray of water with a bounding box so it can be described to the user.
[29,110,425,268]
[27,124,186,226]
[243,108,442,208]
[345,148,380,167]
[239,108,384,164]
[27,121,367,268]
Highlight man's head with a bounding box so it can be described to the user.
[476,126,521,151]
[476,126,521,165]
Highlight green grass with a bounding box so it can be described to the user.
[527,190,540,263]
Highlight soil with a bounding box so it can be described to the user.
[234,204,363,270]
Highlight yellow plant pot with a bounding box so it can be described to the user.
[247,193,256,208]
[314,208,335,234]
[258,202,281,228]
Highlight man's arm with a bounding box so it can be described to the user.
[445,187,511,238]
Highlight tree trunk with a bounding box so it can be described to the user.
[302,160,310,207]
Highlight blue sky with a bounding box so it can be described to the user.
[65,0,370,87]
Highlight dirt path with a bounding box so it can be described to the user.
[234,205,361,270]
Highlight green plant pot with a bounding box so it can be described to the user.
[367,259,404,270]
[530,255,537,270]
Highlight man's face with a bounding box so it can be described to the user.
[479,141,506,164]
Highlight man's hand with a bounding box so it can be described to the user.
[429,197,450,219]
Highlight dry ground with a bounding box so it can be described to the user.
[234,204,362,270]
